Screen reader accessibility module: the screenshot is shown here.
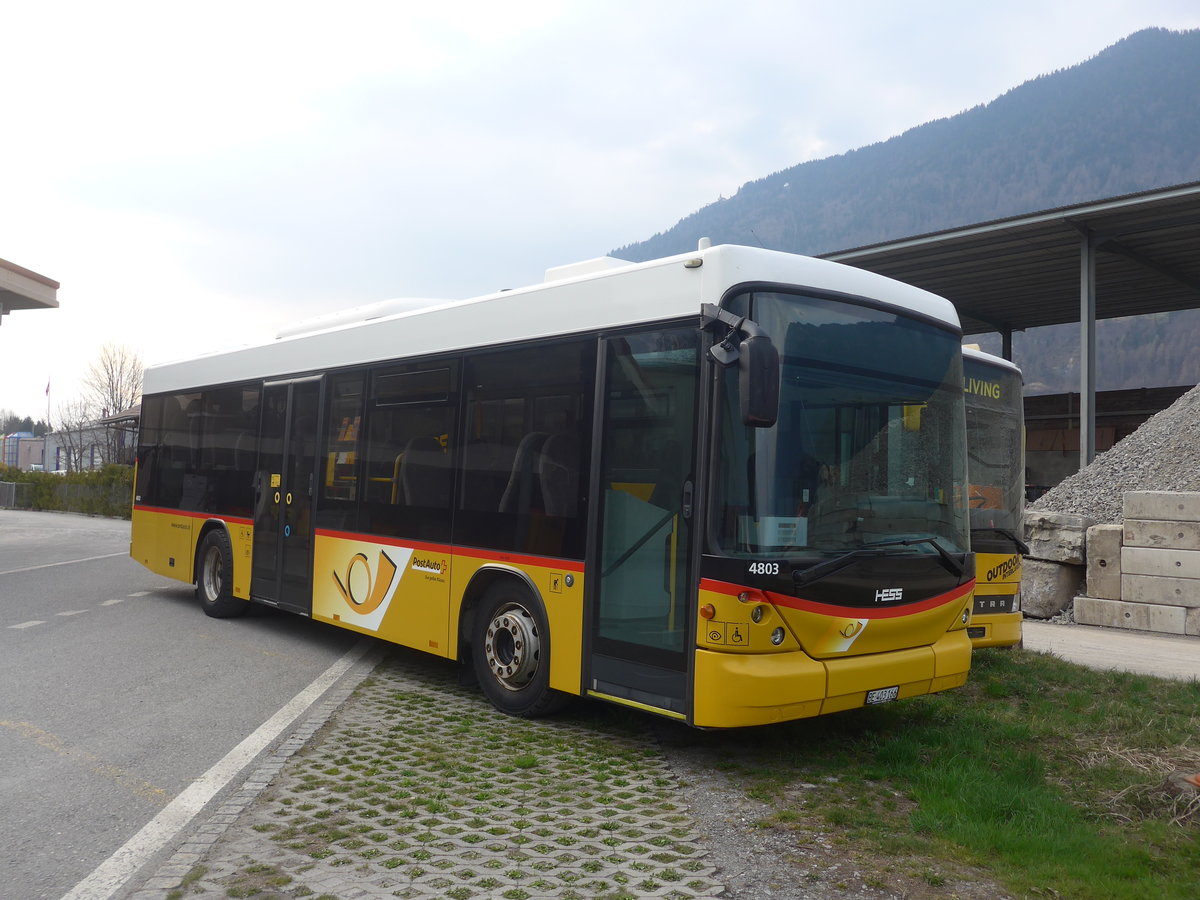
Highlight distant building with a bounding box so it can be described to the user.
[44,423,107,472]
[42,406,140,472]
[2,432,42,470]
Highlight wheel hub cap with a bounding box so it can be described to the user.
[483,604,540,690]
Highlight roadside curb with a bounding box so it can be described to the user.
[126,644,388,899]
[130,650,727,900]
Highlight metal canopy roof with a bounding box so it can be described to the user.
[0,257,59,325]
[823,181,1200,337]
[823,181,1200,467]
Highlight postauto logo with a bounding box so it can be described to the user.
[411,556,447,575]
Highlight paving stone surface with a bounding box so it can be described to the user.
[134,651,725,899]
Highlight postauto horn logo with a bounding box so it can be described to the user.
[332,550,398,615]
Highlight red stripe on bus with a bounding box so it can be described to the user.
[132,506,253,527]
[314,529,585,573]
[700,578,975,619]
[315,529,453,556]
[453,546,586,573]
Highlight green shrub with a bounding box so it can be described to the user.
[0,464,133,518]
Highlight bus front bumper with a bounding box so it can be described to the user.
[691,630,972,728]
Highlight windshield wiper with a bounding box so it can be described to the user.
[792,547,897,588]
[969,526,1030,555]
[792,537,968,589]
[863,537,968,579]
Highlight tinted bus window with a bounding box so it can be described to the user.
[456,340,594,558]
[360,361,458,542]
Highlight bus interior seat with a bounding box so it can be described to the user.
[538,432,579,518]
[460,442,516,511]
[499,431,548,514]
[389,452,404,504]
[233,431,255,474]
[400,436,450,507]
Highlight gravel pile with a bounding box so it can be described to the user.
[1030,382,1200,524]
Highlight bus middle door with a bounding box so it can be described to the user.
[252,376,321,614]
[585,328,699,719]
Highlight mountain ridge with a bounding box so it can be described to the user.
[616,27,1200,262]
[613,27,1200,395]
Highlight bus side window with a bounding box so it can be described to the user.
[360,362,457,542]
[322,374,364,506]
[135,394,166,505]
[457,340,594,558]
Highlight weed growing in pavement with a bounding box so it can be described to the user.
[164,863,206,899]
[215,652,720,898]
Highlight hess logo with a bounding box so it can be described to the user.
[875,588,903,603]
[332,550,398,614]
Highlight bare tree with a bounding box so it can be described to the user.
[84,343,143,417]
[55,397,97,472]
[83,343,144,466]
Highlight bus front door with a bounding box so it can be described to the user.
[586,329,698,719]
[251,377,321,614]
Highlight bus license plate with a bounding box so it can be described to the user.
[866,686,899,705]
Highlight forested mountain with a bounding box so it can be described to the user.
[614,28,1200,394]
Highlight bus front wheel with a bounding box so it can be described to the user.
[472,583,567,718]
[196,529,246,619]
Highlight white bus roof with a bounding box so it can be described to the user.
[962,344,1023,377]
[144,244,961,395]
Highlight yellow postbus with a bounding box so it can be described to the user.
[132,243,976,727]
[962,345,1026,648]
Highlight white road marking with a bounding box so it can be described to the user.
[101,599,125,606]
[57,610,89,617]
[9,621,45,629]
[0,552,128,576]
[59,638,374,900]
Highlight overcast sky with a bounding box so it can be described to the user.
[2,1,1198,422]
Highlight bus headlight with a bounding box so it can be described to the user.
[1012,588,1022,612]
[751,605,765,623]
[770,627,785,645]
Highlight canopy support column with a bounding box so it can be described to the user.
[1079,231,1097,467]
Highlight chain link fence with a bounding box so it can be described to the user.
[0,479,132,518]
[0,481,34,509]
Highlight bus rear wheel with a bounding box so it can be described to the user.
[472,583,567,718]
[196,529,246,618]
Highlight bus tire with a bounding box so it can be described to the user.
[472,582,567,718]
[196,529,246,618]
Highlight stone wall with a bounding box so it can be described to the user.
[1072,491,1200,636]
[1021,511,1090,618]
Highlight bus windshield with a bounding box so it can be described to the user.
[711,291,969,559]
[964,355,1025,535]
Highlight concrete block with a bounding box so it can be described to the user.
[1120,574,1200,608]
[1124,491,1200,523]
[1024,511,1094,564]
[1190,608,1200,637]
[1122,546,1200,580]
[1123,518,1200,551]
[1085,524,1123,600]
[1073,596,1188,635]
[1021,558,1084,618]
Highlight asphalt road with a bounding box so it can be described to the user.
[0,510,371,900]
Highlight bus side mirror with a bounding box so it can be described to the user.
[739,333,779,427]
